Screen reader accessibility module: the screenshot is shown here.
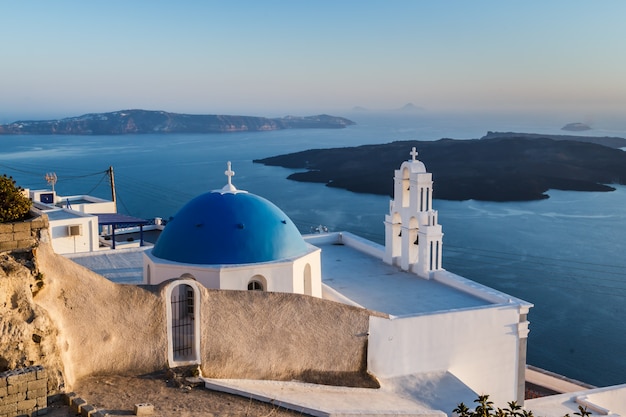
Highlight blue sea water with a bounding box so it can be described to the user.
[1,111,625,387]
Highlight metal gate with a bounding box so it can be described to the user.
[171,284,194,360]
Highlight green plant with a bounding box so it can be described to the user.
[0,174,32,223]
[574,405,592,417]
[453,395,591,417]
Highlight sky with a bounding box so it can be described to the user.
[2,1,626,122]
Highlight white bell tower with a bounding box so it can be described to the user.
[383,147,444,278]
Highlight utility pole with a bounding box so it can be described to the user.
[108,166,117,212]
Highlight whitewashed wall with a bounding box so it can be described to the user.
[144,248,322,297]
[58,195,117,214]
[368,304,525,405]
[143,252,220,287]
[49,215,98,254]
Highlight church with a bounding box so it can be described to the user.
[138,149,533,407]
[143,162,322,297]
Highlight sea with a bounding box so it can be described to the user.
[1,111,625,387]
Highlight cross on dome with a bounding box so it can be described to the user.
[225,161,235,183]
[410,147,419,162]
[222,161,237,192]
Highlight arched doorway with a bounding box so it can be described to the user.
[166,279,201,367]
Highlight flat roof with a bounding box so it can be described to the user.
[317,238,490,316]
[67,248,147,284]
[45,209,89,221]
[56,198,94,206]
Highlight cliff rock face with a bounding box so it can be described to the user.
[0,110,355,135]
[0,250,65,392]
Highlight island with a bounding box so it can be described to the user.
[562,122,591,131]
[254,134,626,202]
[0,110,355,135]
[481,131,626,149]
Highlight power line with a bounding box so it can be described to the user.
[85,172,110,195]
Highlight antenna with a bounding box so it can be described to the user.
[45,172,57,192]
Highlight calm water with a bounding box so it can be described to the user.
[1,112,625,387]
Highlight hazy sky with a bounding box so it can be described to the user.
[2,1,626,121]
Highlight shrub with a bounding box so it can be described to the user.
[0,174,32,223]
[453,394,592,417]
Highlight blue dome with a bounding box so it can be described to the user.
[152,191,309,265]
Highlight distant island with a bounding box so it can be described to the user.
[0,109,355,135]
[255,133,626,202]
[350,103,425,113]
[562,122,591,131]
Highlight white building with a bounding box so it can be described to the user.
[29,189,149,254]
[30,189,116,214]
[137,155,532,405]
[42,208,100,254]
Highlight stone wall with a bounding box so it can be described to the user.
[0,210,48,252]
[0,366,48,417]
[199,288,386,387]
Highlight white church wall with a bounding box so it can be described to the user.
[219,261,295,292]
[218,250,321,297]
[144,248,323,296]
[339,232,385,259]
[143,252,220,287]
[383,212,402,265]
[180,268,220,289]
[432,269,532,306]
[368,304,524,404]
[291,250,322,297]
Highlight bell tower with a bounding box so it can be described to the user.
[383,147,443,278]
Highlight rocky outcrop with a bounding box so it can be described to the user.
[0,250,65,393]
[0,110,355,135]
[255,135,626,202]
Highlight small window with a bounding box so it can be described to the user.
[248,280,264,291]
